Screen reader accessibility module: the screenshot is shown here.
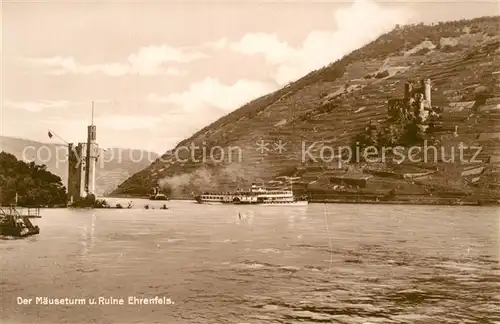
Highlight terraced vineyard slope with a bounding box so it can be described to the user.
[113,17,500,203]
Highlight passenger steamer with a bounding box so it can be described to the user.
[194,184,308,206]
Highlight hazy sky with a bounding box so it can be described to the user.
[1,0,497,153]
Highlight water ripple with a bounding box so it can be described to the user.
[0,201,498,323]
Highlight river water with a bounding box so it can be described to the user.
[1,200,499,324]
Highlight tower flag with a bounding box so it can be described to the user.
[47,129,69,145]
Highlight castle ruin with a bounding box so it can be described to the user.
[387,78,436,122]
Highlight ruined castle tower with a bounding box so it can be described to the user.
[418,79,431,121]
[387,78,436,127]
[414,92,425,120]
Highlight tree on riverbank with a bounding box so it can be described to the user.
[0,152,67,207]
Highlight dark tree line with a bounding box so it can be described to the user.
[0,152,67,207]
[351,113,427,162]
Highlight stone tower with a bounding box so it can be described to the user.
[67,143,87,202]
[67,102,99,202]
[85,122,98,196]
[421,78,432,107]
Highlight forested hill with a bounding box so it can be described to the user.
[0,152,67,207]
[113,16,500,200]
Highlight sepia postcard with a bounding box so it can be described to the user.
[0,1,499,323]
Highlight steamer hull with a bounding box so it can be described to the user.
[194,184,308,206]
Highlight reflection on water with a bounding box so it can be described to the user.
[79,212,96,258]
[0,200,499,324]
